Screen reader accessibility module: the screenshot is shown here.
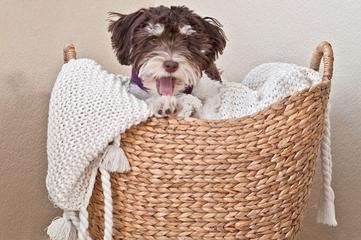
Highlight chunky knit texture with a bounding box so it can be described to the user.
[46,59,151,211]
[197,63,323,119]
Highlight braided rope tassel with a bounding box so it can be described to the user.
[78,205,92,240]
[102,135,130,172]
[99,167,113,240]
[46,210,78,240]
[317,104,337,226]
[77,163,114,240]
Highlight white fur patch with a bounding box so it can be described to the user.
[179,25,195,35]
[138,50,200,96]
[146,96,178,116]
[145,23,164,36]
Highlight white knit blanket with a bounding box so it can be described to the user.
[194,63,323,119]
[46,60,336,240]
[46,59,151,211]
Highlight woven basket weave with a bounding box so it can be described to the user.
[65,42,333,239]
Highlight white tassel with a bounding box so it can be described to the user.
[317,105,337,226]
[47,211,78,240]
[101,135,130,172]
[317,195,337,226]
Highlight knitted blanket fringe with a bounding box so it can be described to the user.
[46,60,336,240]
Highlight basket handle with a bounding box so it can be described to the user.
[310,41,334,82]
[64,43,77,63]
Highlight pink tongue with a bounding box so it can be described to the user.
[157,77,174,96]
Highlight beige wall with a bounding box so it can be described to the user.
[1,0,360,239]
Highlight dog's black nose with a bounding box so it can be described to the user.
[163,60,179,73]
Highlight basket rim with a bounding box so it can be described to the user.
[144,79,331,126]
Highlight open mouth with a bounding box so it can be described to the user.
[156,77,176,96]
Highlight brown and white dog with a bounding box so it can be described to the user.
[108,5,226,116]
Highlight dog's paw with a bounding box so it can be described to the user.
[147,96,178,117]
[177,94,203,118]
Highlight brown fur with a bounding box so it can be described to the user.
[108,6,226,81]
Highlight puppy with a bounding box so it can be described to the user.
[108,5,226,116]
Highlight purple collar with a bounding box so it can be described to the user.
[131,68,193,94]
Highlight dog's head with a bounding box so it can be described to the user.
[108,6,226,96]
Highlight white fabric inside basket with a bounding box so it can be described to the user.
[194,63,322,120]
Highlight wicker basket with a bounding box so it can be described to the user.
[64,42,333,239]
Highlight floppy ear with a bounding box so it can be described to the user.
[202,17,226,61]
[202,17,226,81]
[204,62,222,81]
[108,10,146,65]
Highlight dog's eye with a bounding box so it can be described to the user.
[145,23,164,36]
[179,25,196,35]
